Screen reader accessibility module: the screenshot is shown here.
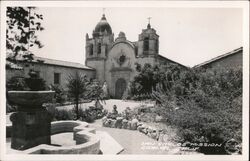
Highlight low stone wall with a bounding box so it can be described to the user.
[7,120,100,154]
[102,116,168,142]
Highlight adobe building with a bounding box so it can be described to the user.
[85,14,185,98]
[194,47,243,71]
[6,57,95,89]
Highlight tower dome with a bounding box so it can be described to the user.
[93,14,112,37]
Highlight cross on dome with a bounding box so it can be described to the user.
[147,17,152,24]
[102,8,106,14]
[147,17,152,29]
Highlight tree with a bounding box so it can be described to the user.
[6,7,44,63]
[85,81,106,109]
[130,63,184,98]
[67,72,88,120]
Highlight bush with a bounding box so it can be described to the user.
[78,106,107,123]
[50,84,66,104]
[153,68,242,154]
[6,76,28,91]
[54,108,76,120]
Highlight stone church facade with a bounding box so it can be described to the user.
[85,14,185,98]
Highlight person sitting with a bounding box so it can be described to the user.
[112,105,118,115]
[110,105,118,119]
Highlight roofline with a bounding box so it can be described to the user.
[157,54,188,68]
[110,40,135,50]
[15,57,96,71]
[33,61,96,71]
[193,47,243,68]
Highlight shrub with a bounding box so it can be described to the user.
[6,76,28,91]
[54,108,76,120]
[78,108,95,123]
[153,68,242,154]
[50,84,66,104]
[78,106,107,123]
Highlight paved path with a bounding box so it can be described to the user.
[89,119,177,154]
[57,99,155,113]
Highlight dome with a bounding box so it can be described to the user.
[118,31,126,38]
[115,31,126,42]
[93,14,112,36]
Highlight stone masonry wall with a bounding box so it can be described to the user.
[102,116,168,143]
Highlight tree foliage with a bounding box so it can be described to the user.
[6,7,44,62]
[67,72,88,120]
[84,81,106,105]
[128,62,185,99]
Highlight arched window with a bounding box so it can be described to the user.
[97,43,101,54]
[89,44,93,55]
[143,37,149,52]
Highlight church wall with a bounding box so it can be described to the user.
[105,42,137,98]
[109,71,131,97]
[137,41,144,56]
[86,59,105,83]
[136,56,157,67]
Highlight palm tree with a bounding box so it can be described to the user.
[66,72,88,120]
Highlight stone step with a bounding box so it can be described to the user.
[96,131,124,154]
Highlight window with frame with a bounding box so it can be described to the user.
[54,73,61,84]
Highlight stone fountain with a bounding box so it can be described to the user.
[7,70,101,154]
[8,70,55,150]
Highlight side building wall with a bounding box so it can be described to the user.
[202,52,242,71]
[6,63,96,90]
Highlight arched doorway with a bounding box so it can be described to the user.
[115,78,126,99]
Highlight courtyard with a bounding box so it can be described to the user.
[3,4,245,157]
[7,99,187,154]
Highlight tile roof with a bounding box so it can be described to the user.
[194,47,243,68]
[32,56,95,70]
[158,54,187,68]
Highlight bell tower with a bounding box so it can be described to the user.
[138,18,159,57]
[85,14,114,83]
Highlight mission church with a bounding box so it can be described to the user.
[7,13,242,99]
[85,14,185,98]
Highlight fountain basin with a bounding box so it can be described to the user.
[6,120,100,154]
[8,91,55,107]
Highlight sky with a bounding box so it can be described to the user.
[31,7,243,67]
